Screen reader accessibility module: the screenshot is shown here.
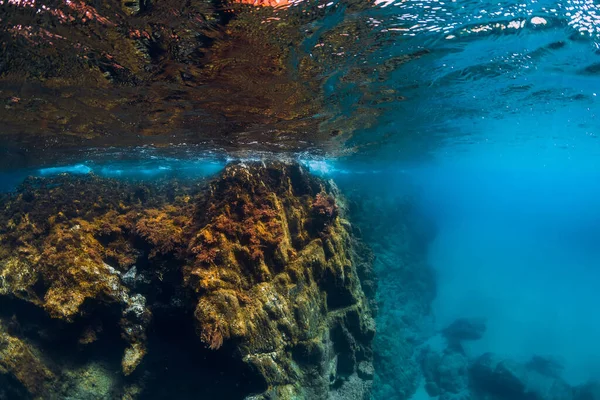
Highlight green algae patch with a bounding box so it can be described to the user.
[0,162,375,399]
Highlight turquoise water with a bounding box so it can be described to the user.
[327,140,600,394]
[343,0,600,390]
[418,156,600,385]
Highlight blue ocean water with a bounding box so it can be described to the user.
[340,0,600,391]
[313,0,600,390]
[418,152,600,385]
[322,131,600,393]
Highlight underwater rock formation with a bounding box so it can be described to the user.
[0,162,375,399]
[421,347,470,400]
[186,164,376,399]
[421,326,591,400]
[0,321,56,398]
[470,353,574,400]
[343,183,437,400]
[442,318,487,344]
[575,382,600,400]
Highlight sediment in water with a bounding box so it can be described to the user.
[0,162,375,400]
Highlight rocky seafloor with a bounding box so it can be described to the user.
[1,161,599,400]
[338,173,600,400]
[0,162,376,400]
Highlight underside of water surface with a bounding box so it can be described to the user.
[1,0,600,398]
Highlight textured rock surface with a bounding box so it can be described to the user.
[340,174,437,400]
[185,163,376,399]
[421,347,471,400]
[0,162,375,399]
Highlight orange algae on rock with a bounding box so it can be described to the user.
[0,175,165,385]
[0,163,375,399]
[184,163,375,398]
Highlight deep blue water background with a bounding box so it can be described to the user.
[343,0,600,388]
[329,138,600,388]
[416,155,600,386]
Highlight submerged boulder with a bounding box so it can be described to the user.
[442,318,486,344]
[575,382,600,400]
[420,337,580,400]
[470,353,574,400]
[421,347,471,400]
[0,162,375,399]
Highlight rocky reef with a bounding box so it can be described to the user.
[336,173,438,399]
[420,317,600,400]
[0,162,375,399]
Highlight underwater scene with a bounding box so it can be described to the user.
[1,0,600,398]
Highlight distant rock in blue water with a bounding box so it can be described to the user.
[442,318,487,343]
